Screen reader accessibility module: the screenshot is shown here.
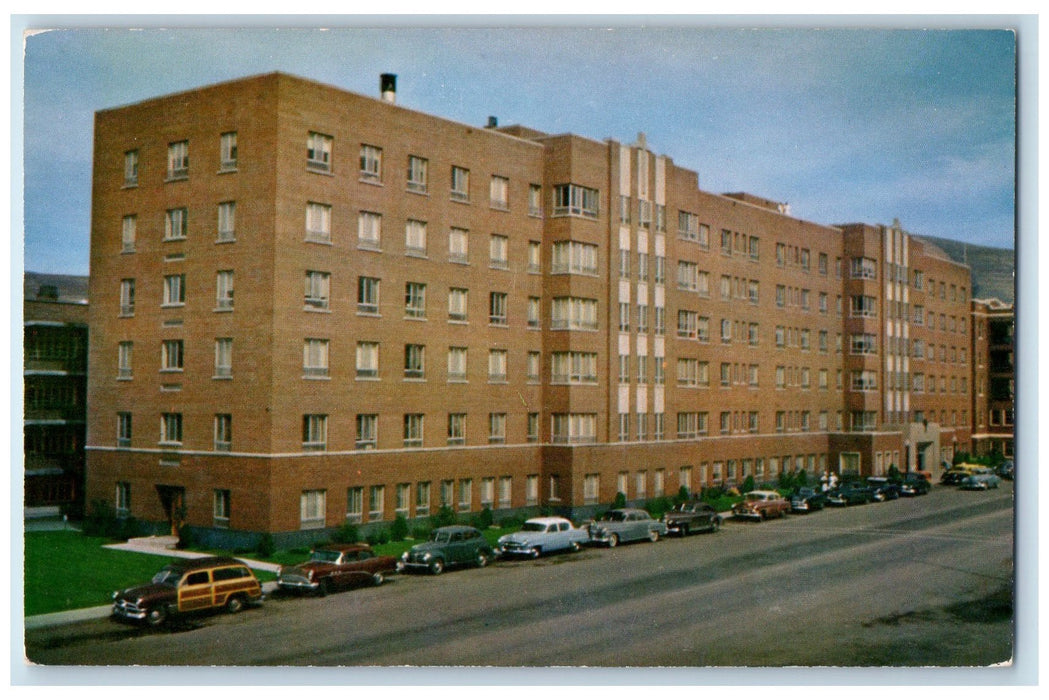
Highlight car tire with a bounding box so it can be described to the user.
[680,524,690,537]
[476,552,490,568]
[530,547,541,559]
[711,518,721,533]
[318,579,331,597]
[371,572,384,586]
[145,606,168,627]
[429,559,445,575]
[607,533,619,548]
[648,529,660,543]
[225,595,245,615]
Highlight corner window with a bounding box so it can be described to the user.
[167,141,188,180]
[307,132,332,173]
[219,132,238,171]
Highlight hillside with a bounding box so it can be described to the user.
[914,235,1015,304]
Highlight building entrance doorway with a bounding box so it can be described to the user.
[155,485,186,537]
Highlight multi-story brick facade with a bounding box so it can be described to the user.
[85,73,975,546]
[970,298,1015,458]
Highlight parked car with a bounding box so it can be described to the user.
[790,487,828,513]
[959,468,1002,490]
[112,556,263,627]
[587,508,667,547]
[662,501,723,535]
[826,482,875,506]
[397,525,494,575]
[941,463,984,485]
[497,516,588,558]
[867,477,901,502]
[897,473,931,496]
[276,543,398,595]
[996,460,1014,480]
[732,490,791,521]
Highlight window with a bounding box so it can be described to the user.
[220,132,237,171]
[304,271,330,310]
[306,132,332,172]
[167,140,189,179]
[306,202,331,243]
[161,339,184,372]
[417,482,431,516]
[618,249,630,278]
[527,351,541,382]
[527,413,539,443]
[490,175,509,209]
[489,292,508,325]
[160,412,183,444]
[488,349,507,382]
[214,414,232,452]
[851,257,877,279]
[358,211,382,250]
[749,236,760,260]
[116,412,132,447]
[618,355,630,384]
[359,144,382,182]
[447,347,468,382]
[618,302,630,332]
[800,248,810,270]
[446,413,467,445]
[300,489,326,529]
[697,316,710,342]
[369,485,385,521]
[121,215,137,252]
[405,282,426,318]
[115,482,131,517]
[850,334,877,355]
[551,413,597,444]
[677,358,700,387]
[355,341,379,379]
[123,149,139,186]
[528,240,542,273]
[451,166,470,201]
[654,307,666,336]
[720,318,732,343]
[162,274,185,307]
[346,487,364,523]
[448,228,469,263]
[489,413,507,443]
[489,234,509,268]
[215,270,234,311]
[551,351,597,384]
[720,363,730,387]
[396,483,411,516]
[676,412,703,439]
[748,323,759,346]
[551,241,598,275]
[527,297,541,329]
[720,275,731,300]
[301,415,327,451]
[354,414,377,450]
[406,155,428,193]
[405,219,427,256]
[850,295,877,317]
[164,208,188,241]
[818,292,828,314]
[654,256,666,284]
[217,202,236,242]
[552,183,599,218]
[404,344,426,379]
[851,370,878,391]
[678,211,699,240]
[459,479,473,512]
[117,341,133,379]
[498,477,512,508]
[214,338,232,378]
[433,290,464,327]
[403,414,424,447]
[720,229,732,255]
[303,339,329,378]
[676,310,697,339]
[638,200,652,228]
[528,184,542,216]
[677,261,698,291]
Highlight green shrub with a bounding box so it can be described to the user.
[366,529,390,546]
[390,514,409,541]
[497,515,525,530]
[644,496,674,519]
[674,485,691,505]
[796,469,809,487]
[612,492,627,509]
[431,505,457,529]
[256,532,275,558]
[472,507,494,530]
[410,525,431,540]
[741,475,756,494]
[332,521,360,544]
[176,524,195,550]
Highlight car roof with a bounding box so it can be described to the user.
[746,490,780,497]
[315,543,372,553]
[525,516,570,525]
[433,525,480,534]
[160,556,248,573]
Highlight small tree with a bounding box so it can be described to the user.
[612,491,627,509]
[472,507,494,530]
[674,485,691,505]
[887,463,902,482]
[390,515,409,541]
[333,521,360,544]
[256,532,275,558]
[431,504,457,529]
[777,470,796,491]
[740,474,756,494]
[796,469,809,488]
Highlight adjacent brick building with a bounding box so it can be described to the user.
[85,73,975,546]
[970,297,1015,458]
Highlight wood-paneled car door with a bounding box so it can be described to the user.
[178,570,213,612]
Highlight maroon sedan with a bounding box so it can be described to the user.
[276,543,398,596]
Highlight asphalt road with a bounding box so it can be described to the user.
[24,484,1013,668]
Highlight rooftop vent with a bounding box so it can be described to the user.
[380,73,397,104]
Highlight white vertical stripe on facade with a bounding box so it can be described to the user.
[654,386,664,413]
[618,334,631,356]
[654,285,665,307]
[618,386,630,414]
[619,226,631,251]
[655,156,666,204]
[654,336,665,357]
[636,387,648,413]
[654,233,665,257]
[636,334,648,356]
[619,144,631,194]
[638,228,649,253]
[619,279,631,302]
[637,149,649,200]
[637,283,648,305]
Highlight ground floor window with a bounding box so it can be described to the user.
[300,489,326,529]
[213,489,230,528]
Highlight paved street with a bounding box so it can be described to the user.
[24,484,1013,668]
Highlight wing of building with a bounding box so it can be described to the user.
[86,72,998,547]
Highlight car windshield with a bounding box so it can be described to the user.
[151,568,181,586]
[601,511,626,522]
[430,531,451,543]
[309,550,341,563]
[521,522,547,532]
[744,493,766,502]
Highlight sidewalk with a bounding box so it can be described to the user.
[24,535,281,630]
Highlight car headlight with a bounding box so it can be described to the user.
[112,590,119,601]
[423,552,433,561]
[306,570,313,581]
[401,551,409,561]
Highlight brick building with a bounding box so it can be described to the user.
[970,298,1015,458]
[24,272,89,515]
[85,73,974,546]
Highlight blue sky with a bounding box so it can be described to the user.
[18,22,1018,275]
